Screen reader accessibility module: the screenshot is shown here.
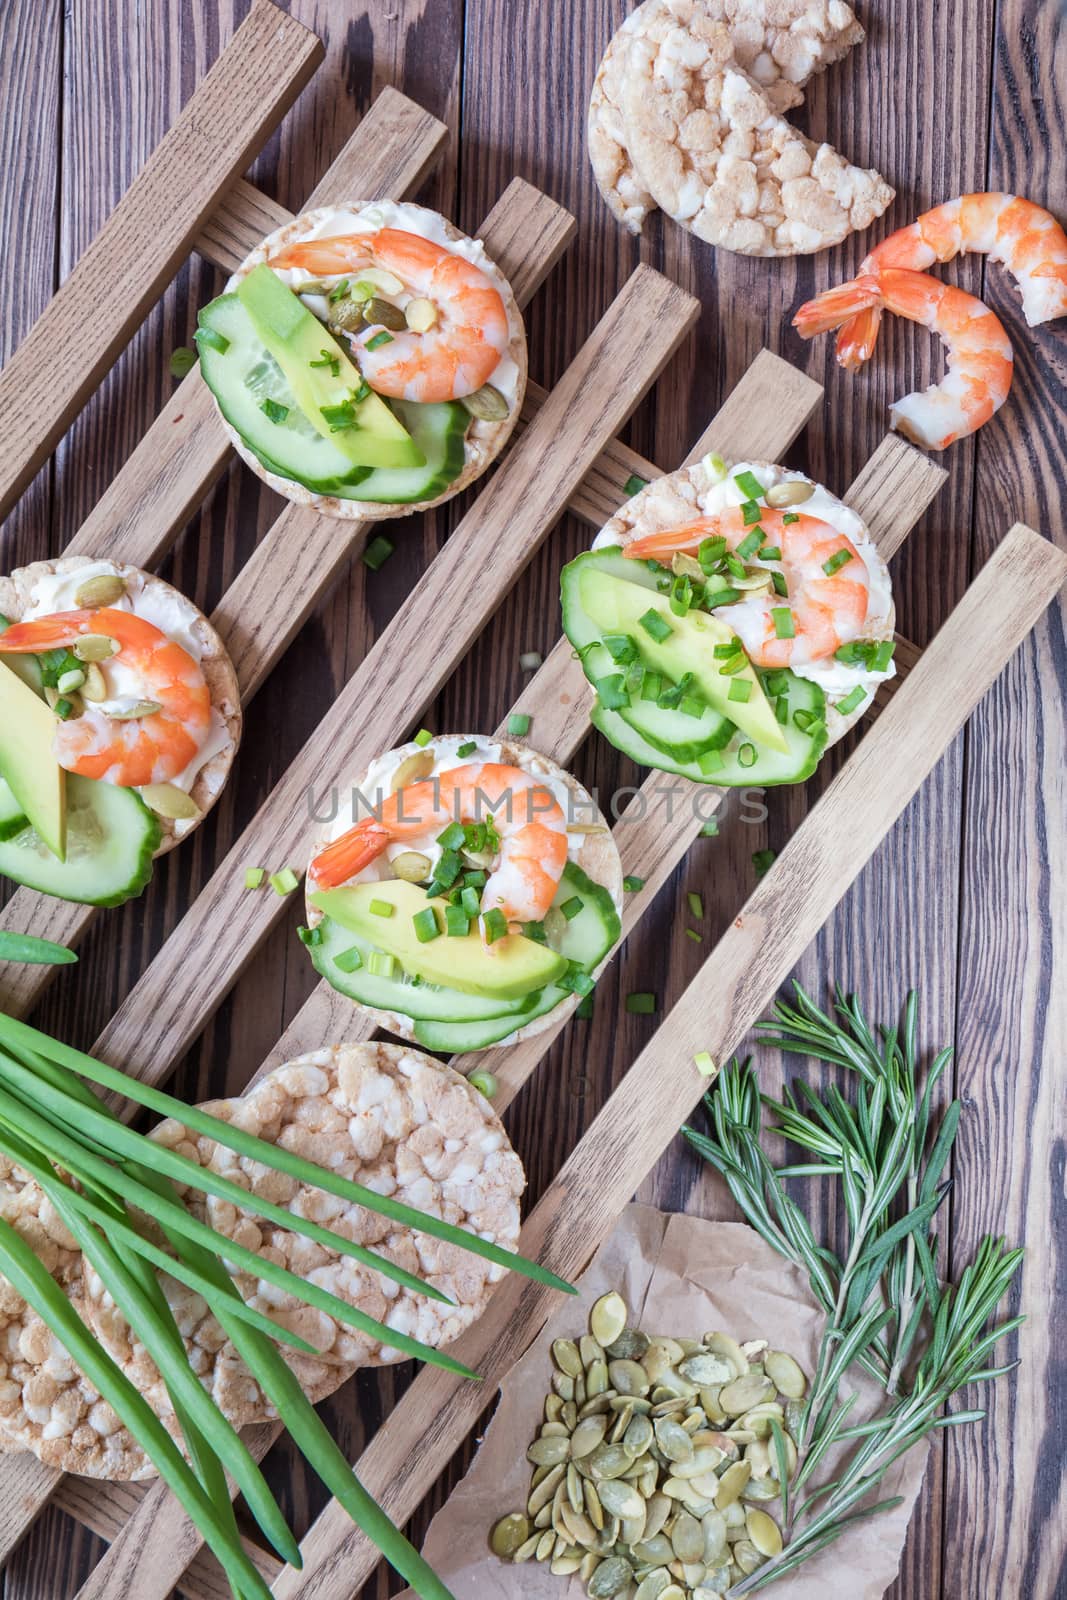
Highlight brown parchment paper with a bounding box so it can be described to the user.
[408,1205,928,1599]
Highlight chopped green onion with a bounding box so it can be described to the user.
[362,534,394,571]
[595,673,630,710]
[523,919,547,943]
[714,643,738,659]
[873,639,896,671]
[700,816,720,834]
[657,673,693,710]
[194,324,229,356]
[728,679,753,704]
[0,932,75,966]
[296,925,323,947]
[822,548,855,576]
[705,586,742,607]
[369,899,393,918]
[782,511,800,525]
[669,575,694,616]
[310,349,341,376]
[772,607,795,639]
[53,697,74,719]
[436,822,466,852]
[680,694,706,719]
[520,650,542,671]
[412,908,440,943]
[738,744,757,768]
[836,685,868,715]
[366,330,394,351]
[758,545,781,561]
[576,993,595,1020]
[685,928,702,943]
[698,749,724,776]
[740,501,763,528]
[414,728,433,747]
[328,278,352,301]
[639,609,672,643]
[763,670,789,696]
[260,398,289,424]
[319,400,356,430]
[703,452,727,481]
[468,1070,498,1099]
[433,849,463,889]
[456,740,478,758]
[483,908,508,944]
[269,869,299,896]
[687,891,704,919]
[441,905,468,939]
[507,712,531,737]
[623,473,648,497]
[793,709,818,732]
[560,897,584,921]
[560,965,594,997]
[733,470,765,500]
[625,661,646,698]
[460,886,482,918]
[694,1051,717,1078]
[752,848,776,879]
[718,652,748,677]
[641,672,663,702]
[626,992,657,1016]
[169,347,196,379]
[367,950,397,979]
[725,553,746,579]
[244,868,265,890]
[623,876,645,893]
[775,695,789,724]
[463,869,487,889]
[772,571,789,597]
[334,946,363,974]
[736,530,763,559]
[698,535,727,571]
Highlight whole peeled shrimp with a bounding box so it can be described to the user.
[833,193,1067,369]
[0,608,210,787]
[793,268,1014,450]
[309,762,569,926]
[267,228,510,404]
[623,508,873,669]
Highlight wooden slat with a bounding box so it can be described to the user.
[0,0,323,523]
[269,522,1067,1600]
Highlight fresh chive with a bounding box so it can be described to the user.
[560,896,584,921]
[626,992,656,1016]
[772,607,795,639]
[369,898,393,918]
[269,868,299,896]
[700,816,720,834]
[560,965,595,997]
[836,685,868,715]
[694,1051,717,1077]
[752,848,776,879]
[444,904,469,938]
[639,608,672,643]
[456,740,478,758]
[738,743,757,768]
[463,821,487,851]
[366,330,393,351]
[873,639,896,671]
[310,348,341,376]
[680,695,707,719]
[334,945,363,973]
[54,697,74,719]
[772,571,789,597]
[367,950,396,978]
[595,673,630,710]
[483,908,508,944]
[733,470,765,500]
[320,400,356,430]
[296,925,323,947]
[260,398,289,424]
[698,749,724,776]
[641,671,663,702]
[822,548,855,576]
[725,553,746,579]
[740,501,763,528]
[414,728,433,747]
[328,278,351,301]
[736,531,763,560]
[758,545,782,561]
[412,908,440,943]
[687,891,704,919]
[0,932,76,967]
[575,993,595,1020]
[436,822,466,852]
[763,670,789,695]
[714,643,738,658]
[623,473,648,497]
[728,679,753,704]
[362,534,394,571]
[685,928,702,943]
[623,875,645,893]
[776,696,789,724]
[463,869,487,889]
[434,849,463,889]
[244,867,265,890]
[194,324,229,355]
[468,1069,498,1099]
[782,511,800,525]
[625,661,646,698]
[705,586,742,607]
[507,712,531,738]
[794,709,818,732]
[669,574,694,616]
[718,652,748,677]
[169,347,196,379]
[698,535,727,571]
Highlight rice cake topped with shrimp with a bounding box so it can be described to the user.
[0,558,240,853]
[600,0,892,255]
[304,736,624,1054]
[215,201,527,520]
[588,0,867,234]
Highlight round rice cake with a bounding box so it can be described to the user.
[305,735,624,1050]
[0,558,241,851]
[593,458,895,745]
[614,0,893,255]
[81,1043,525,1448]
[588,0,866,234]
[220,201,528,521]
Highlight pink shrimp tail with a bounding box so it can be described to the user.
[834,304,885,371]
[792,276,884,341]
[309,822,391,890]
[0,609,97,652]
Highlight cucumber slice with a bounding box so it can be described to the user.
[551,861,621,970]
[0,776,160,905]
[197,296,370,494]
[330,399,469,505]
[413,986,568,1053]
[0,783,28,843]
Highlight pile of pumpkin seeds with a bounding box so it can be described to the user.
[488,1291,808,1599]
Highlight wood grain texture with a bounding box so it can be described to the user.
[0,0,323,521]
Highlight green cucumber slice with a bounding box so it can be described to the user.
[197,295,370,494]
[0,783,29,843]
[330,399,469,505]
[413,986,568,1053]
[550,861,621,970]
[0,776,160,905]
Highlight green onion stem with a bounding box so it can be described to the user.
[0,1014,575,1297]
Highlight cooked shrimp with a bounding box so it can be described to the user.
[309,762,568,925]
[834,193,1067,367]
[0,608,210,787]
[267,228,509,404]
[623,508,871,669]
[794,268,1014,450]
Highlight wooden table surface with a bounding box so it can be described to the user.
[0,2,1064,1597]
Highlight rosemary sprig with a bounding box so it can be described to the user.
[683,983,1023,1594]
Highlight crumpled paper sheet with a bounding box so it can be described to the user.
[408,1204,928,1599]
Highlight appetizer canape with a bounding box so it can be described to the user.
[0,559,240,905]
[197,201,527,518]
[304,735,623,1052]
[561,461,895,785]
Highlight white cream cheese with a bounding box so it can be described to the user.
[265,202,520,407]
[593,460,896,702]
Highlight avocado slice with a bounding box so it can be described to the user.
[236,265,423,471]
[579,568,789,754]
[309,880,569,1000]
[0,661,66,860]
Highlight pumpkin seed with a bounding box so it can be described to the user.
[679,1353,734,1386]
[620,1507,647,1546]
[533,1503,552,1529]
[610,1401,634,1442]
[105,697,162,721]
[635,1570,672,1600]
[141,782,201,821]
[745,1507,783,1557]
[590,1291,628,1348]
[560,1503,596,1546]
[567,1462,585,1515]
[580,1334,605,1368]
[586,1357,609,1397]
[588,1554,633,1597]
[692,1589,726,1600]
[700,1384,727,1423]
[765,478,815,508]
[574,1373,587,1407]
[513,1531,540,1563]
[489,1512,530,1557]
[741,1339,769,1361]
[461,382,510,422]
[528,1462,565,1515]
[405,296,438,332]
[703,1332,748,1378]
[584,1480,605,1530]
[390,850,431,882]
[534,1530,555,1560]
[550,1552,584,1575]
[552,1338,583,1379]
[740,1402,784,1438]
[389,749,434,791]
[527,1435,570,1467]
[606,1328,650,1361]
[571,1414,609,1458]
[670,1509,704,1563]
[74,573,128,609]
[609,1358,650,1397]
[742,1476,780,1502]
[72,633,118,663]
[744,1439,771,1479]
[718,1373,775,1415]
[544,1394,564,1424]
[580,1552,600,1582]
[642,1337,684,1383]
[540,1421,569,1438]
[363,296,408,331]
[654,1418,693,1462]
[723,1499,748,1531]
[596,1479,645,1521]
[327,298,365,333]
[623,1413,654,1458]
[701,1508,728,1565]
[78,661,108,702]
[612,1394,651,1415]
[658,1586,686,1600]
[714,1460,751,1509]
[588,1442,631,1480]
[765,1349,808,1399]
[682,1562,708,1587]
[732,1537,766,1575]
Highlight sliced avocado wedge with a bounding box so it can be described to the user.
[236,265,423,471]
[0,661,65,860]
[577,566,789,754]
[309,880,569,999]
